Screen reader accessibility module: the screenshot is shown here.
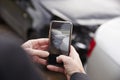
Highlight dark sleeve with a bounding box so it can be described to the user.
[70,72,90,80]
[0,40,44,80]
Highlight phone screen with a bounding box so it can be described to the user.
[48,21,73,66]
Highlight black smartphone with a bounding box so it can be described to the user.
[48,20,73,66]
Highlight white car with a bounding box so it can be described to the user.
[86,18,120,80]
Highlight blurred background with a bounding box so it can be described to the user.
[0,0,120,80]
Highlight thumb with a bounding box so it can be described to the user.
[56,55,72,64]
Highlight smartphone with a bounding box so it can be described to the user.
[48,20,73,66]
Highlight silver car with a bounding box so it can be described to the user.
[86,18,120,80]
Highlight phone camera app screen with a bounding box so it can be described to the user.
[49,22,71,56]
[48,21,72,65]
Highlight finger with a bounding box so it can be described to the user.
[30,38,49,49]
[69,46,79,59]
[37,45,48,50]
[21,41,32,48]
[32,38,49,46]
[25,48,49,58]
[22,38,49,49]
[47,65,64,73]
[56,55,72,64]
[21,38,49,49]
[33,56,47,65]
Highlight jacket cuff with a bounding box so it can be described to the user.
[70,72,89,80]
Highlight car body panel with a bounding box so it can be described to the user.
[86,18,120,80]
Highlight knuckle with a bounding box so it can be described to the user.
[28,39,33,43]
[67,57,72,61]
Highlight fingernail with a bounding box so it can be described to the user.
[46,52,50,56]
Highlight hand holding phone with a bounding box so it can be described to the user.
[48,20,73,66]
